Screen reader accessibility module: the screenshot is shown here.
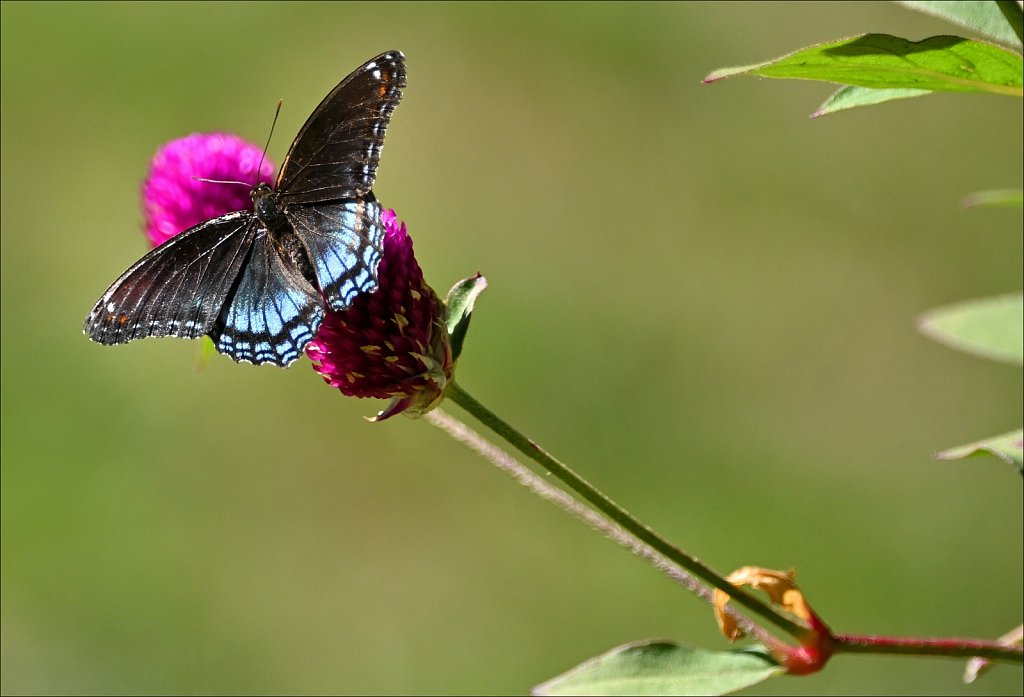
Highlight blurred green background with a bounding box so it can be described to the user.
[2,2,1021,694]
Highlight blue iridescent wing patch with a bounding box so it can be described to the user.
[286,199,384,311]
[212,225,325,366]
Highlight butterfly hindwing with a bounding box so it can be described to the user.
[286,199,385,311]
[84,212,257,346]
[275,50,406,204]
[211,225,325,367]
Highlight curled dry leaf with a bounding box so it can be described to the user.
[714,566,812,641]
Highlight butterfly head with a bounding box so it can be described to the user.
[250,181,274,203]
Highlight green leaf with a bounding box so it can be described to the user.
[898,1,1023,49]
[533,641,780,697]
[703,34,1023,97]
[812,85,931,117]
[962,188,1024,208]
[917,293,1023,365]
[936,429,1024,473]
[194,335,216,372]
[444,273,488,360]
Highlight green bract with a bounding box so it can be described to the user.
[445,274,488,361]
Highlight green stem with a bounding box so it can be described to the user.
[443,379,811,642]
[424,408,785,648]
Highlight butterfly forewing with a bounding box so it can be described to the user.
[211,227,325,367]
[275,51,406,204]
[287,199,384,311]
[84,212,256,346]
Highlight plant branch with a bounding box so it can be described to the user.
[424,407,784,648]
[834,633,1024,663]
[441,379,811,642]
[437,381,1024,667]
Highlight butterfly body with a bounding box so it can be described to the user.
[251,183,292,237]
[84,51,406,367]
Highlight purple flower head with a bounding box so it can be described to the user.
[307,210,454,421]
[142,133,275,246]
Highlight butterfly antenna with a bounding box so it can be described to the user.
[256,98,283,186]
[192,177,249,187]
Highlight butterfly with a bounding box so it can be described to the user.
[83,50,407,367]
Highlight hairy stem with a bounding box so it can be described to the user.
[442,380,810,642]
[424,407,784,647]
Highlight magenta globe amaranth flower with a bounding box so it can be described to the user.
[307,210,454,420]
[142,133,275,247]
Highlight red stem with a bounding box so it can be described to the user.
[833,633,1024,662]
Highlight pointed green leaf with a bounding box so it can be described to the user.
[962,188,1024,208]
[898,1,1023,48]
[703,34,1023,97]
[917,293,1023,364]
[812,85,932,117]
[444,273,488,360]
[533,641,780,697]
[937,429,1024,473]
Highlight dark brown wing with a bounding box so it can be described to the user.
[83,212,256,346]
[275,50,406,205]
